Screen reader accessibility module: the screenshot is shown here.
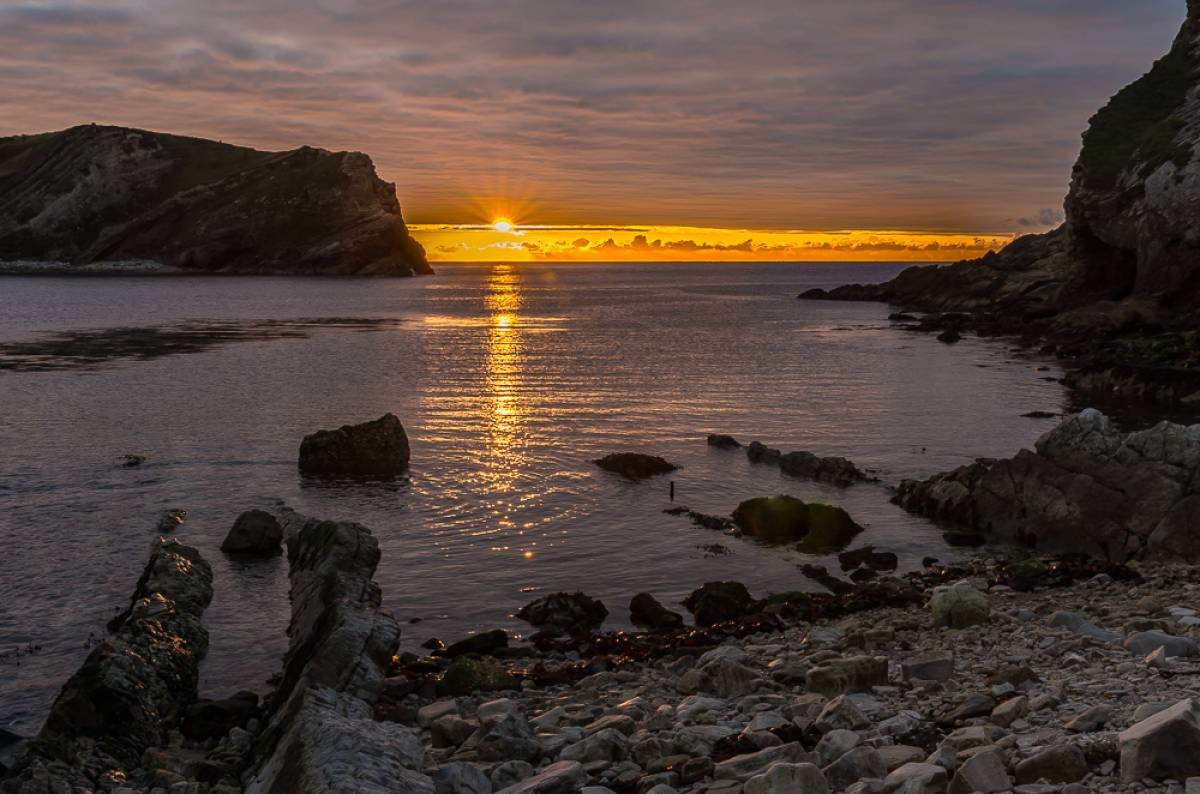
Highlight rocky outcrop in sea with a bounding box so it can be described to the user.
[0,125,431,276]
[799,0,1200,408]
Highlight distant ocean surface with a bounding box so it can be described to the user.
[0,262,1066,735]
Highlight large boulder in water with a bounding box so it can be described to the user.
[516,592,608,637]
[593,452,677,479]
[629,592,685,631]
[298,413,410,478]
[220,509,284,555]
[732,495,863,552]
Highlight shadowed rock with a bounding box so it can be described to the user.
[221,509,284,555]
[298,413,411,479]
[593,452,678,479]
[732,495,863,552]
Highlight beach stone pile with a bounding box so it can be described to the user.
[380,562,1200,794]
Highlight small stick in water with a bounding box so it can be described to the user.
[669,481,675,501]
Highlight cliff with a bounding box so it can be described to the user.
[0,125,431,276]
[804,1,1200,403]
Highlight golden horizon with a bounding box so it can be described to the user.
[410,222,1021,263]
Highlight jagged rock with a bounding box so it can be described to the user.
[779,451,867,487]
[494,760,584,793]
[475,713,540,763]
[593,452,677,479]
[0,537,213,790]
[1118,698,1200,781]
[630,593,685,631]
[714,743,814,781]
[897,410,1200,562]
[707,434,741,449]
[683,581,758,626]
[0,125,430,275]
[814,696,870,733]
[559,727,629,763]
[746,441,782,464]
[930,581,989,628]
[516,592,607,637]
[743,763,829,794]
[298,413,411,478]
[1014,744,1088,784]
[444,629,509,658]
[242,514,421,793]
[815,730,861,766]
[731,495,862,552]
[823,746,887,790]
[220,509,284,555]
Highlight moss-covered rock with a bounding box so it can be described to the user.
[441,657,517,696]
[731,495,862,552]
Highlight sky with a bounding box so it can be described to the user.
[0,0,1186,261]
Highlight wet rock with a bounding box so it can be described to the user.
[298,413,411,478]
[593,453,677,479]
[839,546,899,572]
[442,657,518,696]
[1014,744,1088,784]
[517,592,608,637]
[707,434,741,449]
[732,495,862,552]
[746,441,782,464]
[930,581,989,628]
[0,537,214,790]
[1119,698,1200,782]
[494,760,584,793]
[220,509,284,555]
[1124,630,1200,657]
[937,329,962,344]
[156,508,188,532]
[181,691,260,741]
[118,454,145,467]
[630,593,685,631]
[743,762,829,794]
[779,451,867,487]
[444,629,509,658]
[683,581,758,626]
[800,564,857,596]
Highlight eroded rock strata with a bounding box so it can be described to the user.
[0,125,431,276]
[896,409,1200,563]
[1,537,213,792]
[800,2,1200,407]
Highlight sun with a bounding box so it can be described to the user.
[492,218,515,233]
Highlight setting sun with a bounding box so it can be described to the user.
[493,219,514,233]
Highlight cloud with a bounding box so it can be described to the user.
[0,0,1185,231]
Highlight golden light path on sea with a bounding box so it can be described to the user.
[410,223,1017,263]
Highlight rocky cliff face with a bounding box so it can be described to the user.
[0,125,431,276]
[804,1,1200,401]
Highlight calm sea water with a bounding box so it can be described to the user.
[0,262,1066,735]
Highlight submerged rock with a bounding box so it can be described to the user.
[731,495,862,552]
[592,452,678,479]
[298,413,411,478]
[2,537,213,790]
[707,434,742,449]
[220,509,284,555]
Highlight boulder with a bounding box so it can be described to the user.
[559,727,629,763]
[683,581,758,626]
[444,629,509,658]
[714,743,813,781]
[220,509,284,555]
[1119,698,1200,782]
[806,656,889,696]
[593,453,677,479]
[743,763,829,794]
[1014,744,1088,784]
[298,413,411,478]
[707,434,742,449]
[839,546,899,572]
[629,593,685,631]
[814,696,870,733]
[930,581,989,628]
[432,763,492,794]
[901,651,954,682]
[746,441,782,464]
[731,495,862,552]
[779,451,866,487]
[1124,630,1200,657]
[475,713,540,763]
[823,746,887,790]
[516,592,607,637]
[884,763,948,794]
[1048,611,1120,642]
[948,748,1011,794]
